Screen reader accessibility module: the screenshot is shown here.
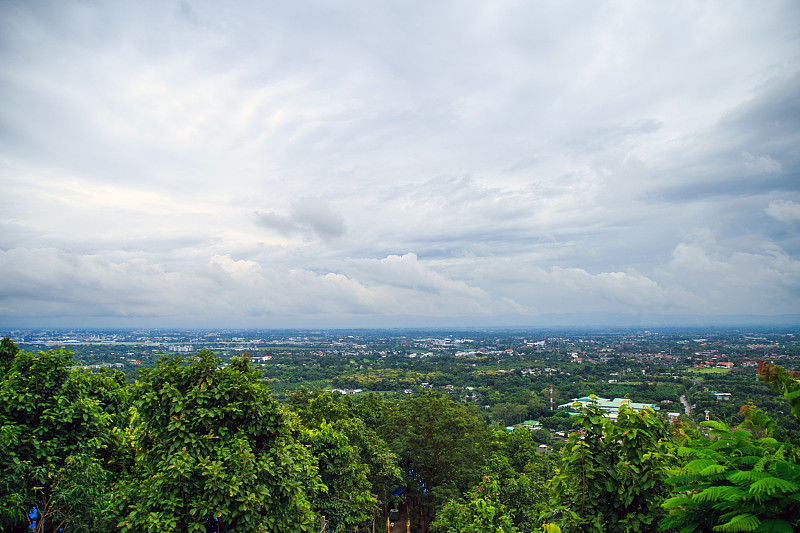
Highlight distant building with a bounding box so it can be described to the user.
[559,396,659,415]
[326,388,363,395]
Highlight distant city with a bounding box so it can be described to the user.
[4,327,796,384]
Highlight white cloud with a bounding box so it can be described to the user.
[766,199,800,223]
[255,199,347,241]
[0,248,525,324]
[663,239,800,314]
[742,152,782,175]
[1,1,799,326]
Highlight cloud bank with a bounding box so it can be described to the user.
[1,0,798,327]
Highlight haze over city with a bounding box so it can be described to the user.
[1,1,799,328]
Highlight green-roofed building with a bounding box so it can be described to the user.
[558,396,659,417]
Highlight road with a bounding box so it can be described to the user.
[680,394,691,416]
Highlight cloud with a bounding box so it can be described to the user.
[254,212,302,237]
[255,199,346,241]
[290,199,347,239]
[0,1,798,326]
[742,152,782,175]
[0,248,522,324]
[663,238,800,314]
[0,248,205,319]
[459,257,702,316]
[766,199,800,223]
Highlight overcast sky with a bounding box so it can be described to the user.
[1,0,799,328]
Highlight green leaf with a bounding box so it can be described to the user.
[661,495,691,509]
[712,513,760,532]
[727,471,770,485]
[748,476,799,496]
[700,464,728,476]
[685,458,719,473]
[692,485,744,503]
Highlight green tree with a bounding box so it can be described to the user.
[352,392,394,432]
[503,428,539,473]
[430,476,517,533]
[285,388,351,424]
[115,351,320,533]
[300,421,374,531]
[758,361,800,425]
[476,429,555,533]
[0,347,122,532]
[659,363,800,532]
[547,401,674,533]
[287,390,402,529]
[0,336,20,376]
[386,392,492,533]
[661,414,800,532]
[325,417,402,517]
[498,428,555,530]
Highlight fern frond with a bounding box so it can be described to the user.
[692,485,745,503]
[729,428,755,439]
[711,513,760,532]
[727,470,769,485]
[784,388,800,400]
[677,445,704,458]
[661,495,692,509]
[748,476,799,495]
[661,513,704,533]
[771,460,800,479]
[700,464,728,476]
[737,456,762,468]
[701,420,729,431]
[753,455,770,472]
[686,458,720,473]
[754,437,779,446]
[711,438,740,451]
[667,473,702,486]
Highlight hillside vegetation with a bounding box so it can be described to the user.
[1,336,799,532]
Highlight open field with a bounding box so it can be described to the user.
[685,367,730,374]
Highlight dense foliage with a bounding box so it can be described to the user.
[546,401,674,532]
[662,413,800,532]
[383,392,493,532]
[114,350,319,533]
[430,476,516,533]
[1,335,799,533]
[0,341,126,532]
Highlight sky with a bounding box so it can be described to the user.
[1,0,799,329]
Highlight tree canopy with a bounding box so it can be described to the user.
[114,351,320,533]
[2,336,799,533]
[0,347,125,532]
